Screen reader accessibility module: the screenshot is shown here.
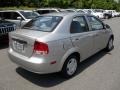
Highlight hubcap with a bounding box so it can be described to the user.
[66,58,77,76]
[108,39,113,50]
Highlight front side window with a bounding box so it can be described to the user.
[70,16,89,33]
[23,16,62,32]
[12,12,22,20]
[87,16,104,30]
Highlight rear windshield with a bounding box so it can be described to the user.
[23,16,62,32]
[20,11,40,19]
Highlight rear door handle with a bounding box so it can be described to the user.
[94,34,99,37]
[72,38,79,42]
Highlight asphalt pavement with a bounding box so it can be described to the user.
[0,17,120,90]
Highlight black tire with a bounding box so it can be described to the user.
[105,38,114,51]
[61,55,79,78]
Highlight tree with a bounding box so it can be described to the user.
[0,0,120,11]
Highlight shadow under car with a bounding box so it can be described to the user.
[16,50,113,87]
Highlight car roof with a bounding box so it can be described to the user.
[43,12,86,17]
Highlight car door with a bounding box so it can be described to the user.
[87,16,108,53]
[11,12,26,28]
[70,16,94,61]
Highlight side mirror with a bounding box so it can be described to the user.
[105,24,110,29]
[17,17,22,20]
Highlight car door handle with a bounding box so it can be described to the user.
[75,38,79,40]
[94,34,99,37]
[72,38,79,42]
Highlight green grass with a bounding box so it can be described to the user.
[0,6,37,10]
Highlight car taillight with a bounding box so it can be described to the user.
[34,41,49,55]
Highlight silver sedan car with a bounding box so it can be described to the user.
[8,12,114,78]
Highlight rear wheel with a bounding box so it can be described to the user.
[61,55,78,78]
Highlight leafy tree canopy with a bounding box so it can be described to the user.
[0,0,120,11]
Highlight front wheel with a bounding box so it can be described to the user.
[61,55,78,78]
[105,38,114,51]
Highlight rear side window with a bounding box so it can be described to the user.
[20,11,39,19]
[70,16,89,33]
[23,16,62,32]
[12,12,22,20]
[87,16,104,30]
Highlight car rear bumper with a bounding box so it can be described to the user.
[8,48,60,74]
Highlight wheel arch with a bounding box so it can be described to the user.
[110,34,114,40]
[58,48,81,71]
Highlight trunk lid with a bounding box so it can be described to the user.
[10,29,49,57]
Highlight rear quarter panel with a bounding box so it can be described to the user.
[46,37,74,72]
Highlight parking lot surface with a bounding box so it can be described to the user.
[0,18,120,90]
